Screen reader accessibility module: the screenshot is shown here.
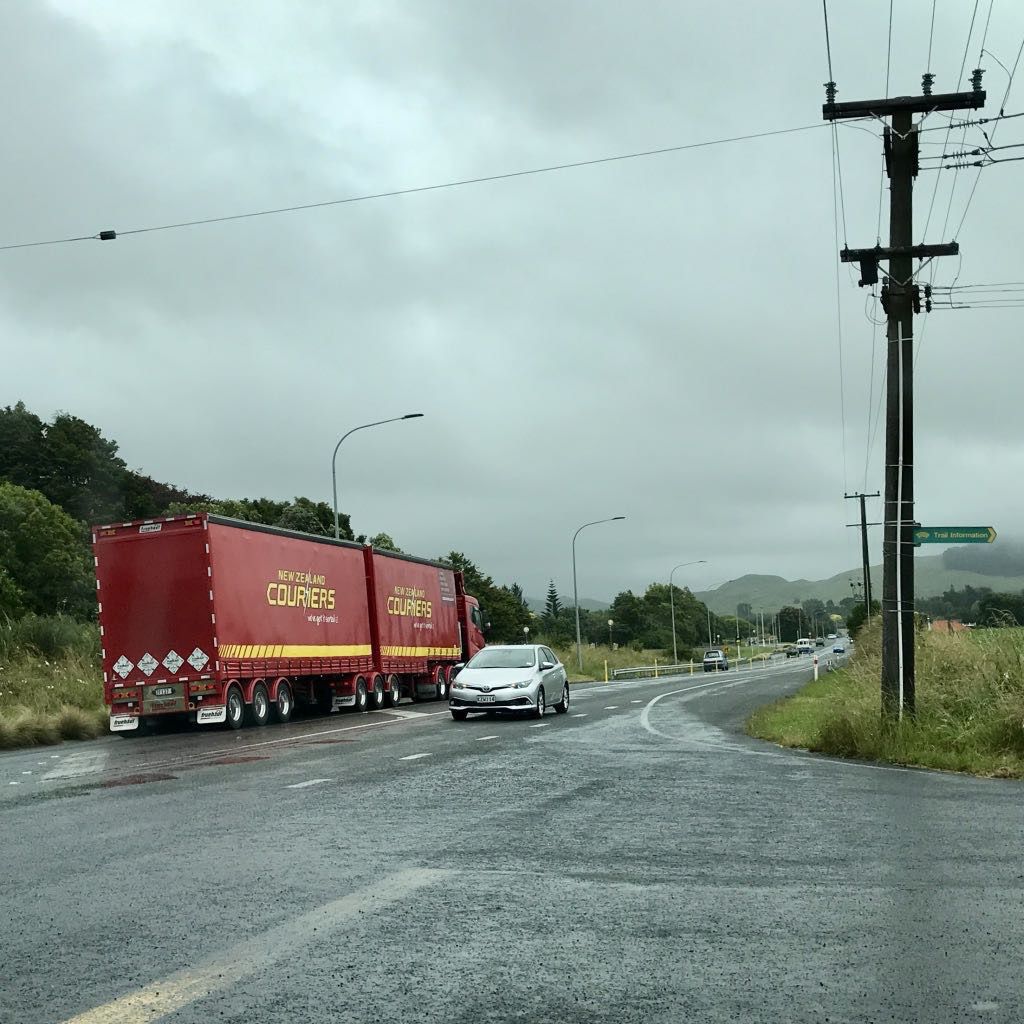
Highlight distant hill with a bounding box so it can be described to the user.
[696,542,1024,614]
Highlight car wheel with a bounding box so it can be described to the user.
[248,682,270,726]
[451,709,468,721]
[555,682,570,714]
[532,687,546,719]
[272,681,293,724]
[226,685,245,730]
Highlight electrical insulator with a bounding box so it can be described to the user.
[912,285,921,314]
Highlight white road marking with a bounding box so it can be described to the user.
[399,752,431,761]
[8,782,18,786]
[528,723,547,728]
[572,713,588,718]
[630,700,643,704]
[285,778,332,789]
[59,869,449,1024]
[603,706,619,710]
[21,771,31,775]
[476,735,499,741]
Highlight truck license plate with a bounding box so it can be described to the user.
[476,695,495,703]
[196,706,227,725]
[110,714,139,732]
[153,686,174,697]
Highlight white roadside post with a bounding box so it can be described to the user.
[813,653,819,681]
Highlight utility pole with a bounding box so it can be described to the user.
[824,76,985,717]
[845,491,880,616]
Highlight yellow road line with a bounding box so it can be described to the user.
[61,868,448,1023]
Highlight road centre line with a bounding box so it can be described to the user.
[399,752,431,760]
[476,735,499,741]
[571,714,587,718]
[630,700,643,704]
[528,723,547,728]
[285,778,331,789]
[603,706,619,710]
[59,869,449,1024]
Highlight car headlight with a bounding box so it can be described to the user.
[512,680,533,689]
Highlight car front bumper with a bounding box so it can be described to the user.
[449,690,537,712]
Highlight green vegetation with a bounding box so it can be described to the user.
[747,620,1024,778]
[0,615,106,750]
[550,643,669,682]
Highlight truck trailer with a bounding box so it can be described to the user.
[92,513,486,734]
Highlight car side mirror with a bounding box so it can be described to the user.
[540,661,555,670]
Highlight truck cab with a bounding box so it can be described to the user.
[456,576,486,662]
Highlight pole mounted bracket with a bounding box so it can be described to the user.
[840,243,959,287]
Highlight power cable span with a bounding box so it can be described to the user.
[0,121,830,253]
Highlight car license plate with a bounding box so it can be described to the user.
[476,695,495,703]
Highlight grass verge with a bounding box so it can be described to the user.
[550,644,672,682]
[746,619,1024,778]
[0,616,107,749]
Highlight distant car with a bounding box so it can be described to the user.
[815,637,825,647]
[449,644,569,720]
[832,642,846,654]
[703,649,729,672]
[827,633,837,640]
[784,646,800,659]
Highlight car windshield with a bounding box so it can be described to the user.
[467,648,537,669]
[704,651,721,659]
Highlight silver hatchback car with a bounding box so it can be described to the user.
[449,644,570,721]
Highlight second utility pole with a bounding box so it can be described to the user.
[824,76,985,718]
[844,490,879,615]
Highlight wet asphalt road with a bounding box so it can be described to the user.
[3,656,1024,1023]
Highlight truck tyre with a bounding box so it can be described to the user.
[451,708,468,721]
[350,677,368,713]
[272,681,293,724]
[387,675,401,707]
[226,685,245,730]
[434,666,449,701]
[532,687,546,719]
[369,675,385,710]
[248,683,270,727]
[554,682,570,714]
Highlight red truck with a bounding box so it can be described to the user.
[92,513,486,734]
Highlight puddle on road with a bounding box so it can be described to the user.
[100,772,179,788]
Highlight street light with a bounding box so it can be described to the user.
[572,516,625,672]
[523,625,530,644]
[330,414,424,539]
[669,560,707,664]
[607,618,614,646]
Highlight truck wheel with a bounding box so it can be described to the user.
[387,675,401,707]
[351,677,368,713]
[248,683,270,726]
[369,675,384,710]
[434,666,449,701]
[272,681,293,724]
[451,709,468,721]
[226,685,245,730]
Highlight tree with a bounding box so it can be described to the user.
[368,532,403,552]
[543,581,562,625]
[441,551,531,643]
[0,483,94,619]
[777,606,803,642]
[847,600,881,639]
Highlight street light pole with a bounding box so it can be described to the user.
[331,414,423,540]
[669,559,707,664]
[572,516,625,672]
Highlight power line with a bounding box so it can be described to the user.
[927,0,938,72]
[0,121,831,253]
[823,0,835,83]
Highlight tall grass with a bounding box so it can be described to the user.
[549,643,675,682]
[0,614,106,749]
[747,618,1024,777]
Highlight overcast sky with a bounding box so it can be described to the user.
[4,1,1023,601]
